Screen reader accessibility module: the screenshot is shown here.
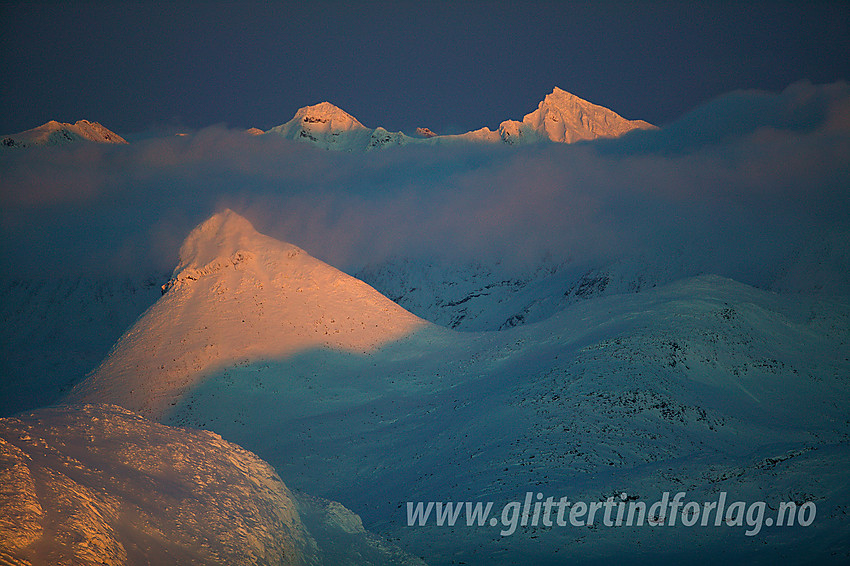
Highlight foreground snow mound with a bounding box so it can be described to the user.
[0,404,424,566]
[66,209,426,418]
[2,120,128,148]
[0,404,310,565]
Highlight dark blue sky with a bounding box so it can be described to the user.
[1,1,848,136]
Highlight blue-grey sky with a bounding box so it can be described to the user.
[1,1,848,136]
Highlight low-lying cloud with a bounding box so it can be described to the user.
[1,81,848,293]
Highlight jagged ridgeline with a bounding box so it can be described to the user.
[1,87,652,151]
[264,87,655,151]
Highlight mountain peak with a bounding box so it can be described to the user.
[183,208,260,249]
[266,101,370,149]
[538,87,599,111]
[537,87,605,113]
[520,87,656,143]
[67,210,426,417]
[172,209,299,282]
[2,119,127,148]
[547,86,580,99]
[294,101,365,126]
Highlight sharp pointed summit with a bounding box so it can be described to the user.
[519,87,656,143]
[172,208,278,274]
[491,87,656,145]
[66,209,427,418]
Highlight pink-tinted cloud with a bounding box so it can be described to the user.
[1,82,848,291]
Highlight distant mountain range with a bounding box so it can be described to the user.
[265,87,655,151]
[2,88,653,150]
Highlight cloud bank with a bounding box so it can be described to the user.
[1,81,848,292]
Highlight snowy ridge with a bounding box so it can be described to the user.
[356,257,655,331]
[0,404,424,566]
[1,120,127,148]
[264,88,654,151]
[66,210,427,418]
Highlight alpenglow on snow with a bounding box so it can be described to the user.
[263,87,655,151]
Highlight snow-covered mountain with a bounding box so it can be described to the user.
[495,86,656,144]
[264,88,654,151]
[2,81,849,565]
[1,120,128,148]
[265,101,412,150]
[66,209,427,418]
[0,403,424,566]
[266,102,374,151]
[60,211,850,565]
[71,272,850,564]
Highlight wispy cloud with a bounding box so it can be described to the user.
[2,82,848,291]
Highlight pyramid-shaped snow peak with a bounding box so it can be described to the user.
[2,120,128,148]
[66,210,426,418]
[498,87,656,144]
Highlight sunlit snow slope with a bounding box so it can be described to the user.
[478,86,656,145]
[65,209,850,564]
[264,88,654,151]
[1,120,127,148]
[158,275,849,565]
[66,210,427,418]
[0,403,424,566]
